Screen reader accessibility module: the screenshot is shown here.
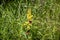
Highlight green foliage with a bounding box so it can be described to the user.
[0,0,60,40]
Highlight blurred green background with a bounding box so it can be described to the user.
[0,0,60,40]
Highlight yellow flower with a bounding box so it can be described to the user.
[23,8,33,30]
[27,8,33,20]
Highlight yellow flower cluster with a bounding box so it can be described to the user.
[23,8,33,30]
[23,22,31,30]
[27,8,33,20]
